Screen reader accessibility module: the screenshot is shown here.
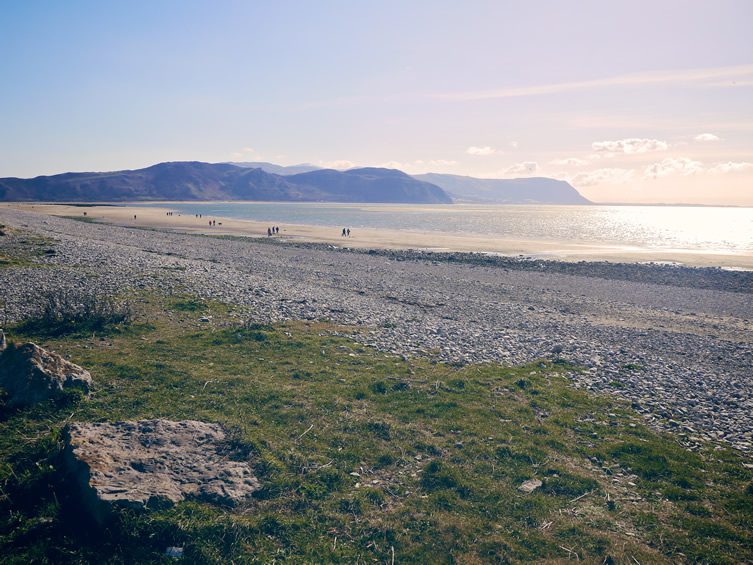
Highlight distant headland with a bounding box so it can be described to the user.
[0,161,590,205]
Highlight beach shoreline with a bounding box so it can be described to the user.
[3,202,753,270]
[2,205,752,454]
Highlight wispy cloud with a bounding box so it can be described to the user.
[379,159,458,173]
[434,63,753,101]
[694,133,720,142]
[645,158,704,178]
[644,158,752,178]
[571,168,635,187]
[466,146,497,156]
[707,161,753,174]
[230,147,259,159]
[318,159,357,170]
[505,161,539,176]
[550,157,588,167]
[592,138,669,156]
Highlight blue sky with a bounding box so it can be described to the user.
[1,0,752,204]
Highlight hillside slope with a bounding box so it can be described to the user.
[415,173,590,204]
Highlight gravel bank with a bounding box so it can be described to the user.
[2,208,752,454]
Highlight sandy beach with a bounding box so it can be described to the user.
[4,202,753,269]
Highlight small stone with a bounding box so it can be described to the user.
[518,478,542,494]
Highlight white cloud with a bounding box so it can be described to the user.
[592,138,669,156]
[694,133,720,142]
[434,63,753,101]
[644,158,753,178]
[505,161,539,176]
[550,157,588,167]
[645,157,704,178]
[707,161,753,174]
[466,146,497,156]
[571,168,634,187]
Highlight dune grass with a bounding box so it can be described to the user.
[0,294,751,563]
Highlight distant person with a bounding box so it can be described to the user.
[267,227,272,237]
[134,214,137,220]
[347,228,350,237]
[209,220,212,227]
[275,226,279,234]
[342,228,347,237]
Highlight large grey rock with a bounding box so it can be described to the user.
[64,419,260,522]
[0,342,91,407]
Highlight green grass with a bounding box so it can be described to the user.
[0,295,751,563]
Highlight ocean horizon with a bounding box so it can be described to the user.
[135,202,753,258]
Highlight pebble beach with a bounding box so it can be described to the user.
[2,206,752,454]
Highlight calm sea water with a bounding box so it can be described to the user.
[137,202,753,255]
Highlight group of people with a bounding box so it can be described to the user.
[267,226,280,236]
[341,227,351,237]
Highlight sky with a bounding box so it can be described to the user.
[1,0,752,205]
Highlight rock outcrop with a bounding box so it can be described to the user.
[0,341,91,407]
[64,419,260,522]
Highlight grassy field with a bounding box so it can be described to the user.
[1,291,752,564]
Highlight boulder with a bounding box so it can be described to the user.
[64,419,261,522]
[0,341,92,407]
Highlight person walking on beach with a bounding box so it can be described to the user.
[342,228,347,237]
[347,228,350,237]
[267,227,272,237]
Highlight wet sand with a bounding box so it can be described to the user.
[4,203,753,269]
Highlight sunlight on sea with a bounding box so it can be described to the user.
[137,203,753,256]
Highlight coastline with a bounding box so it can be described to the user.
[4,202,753,270]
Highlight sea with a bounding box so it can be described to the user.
[136,202,753,258]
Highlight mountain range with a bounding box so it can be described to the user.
[0,161,590,204]
[0,162,450,204]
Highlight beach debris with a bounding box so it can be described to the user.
[518,478,543,494]
[63,419,261,522]
[0,341,91,407]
